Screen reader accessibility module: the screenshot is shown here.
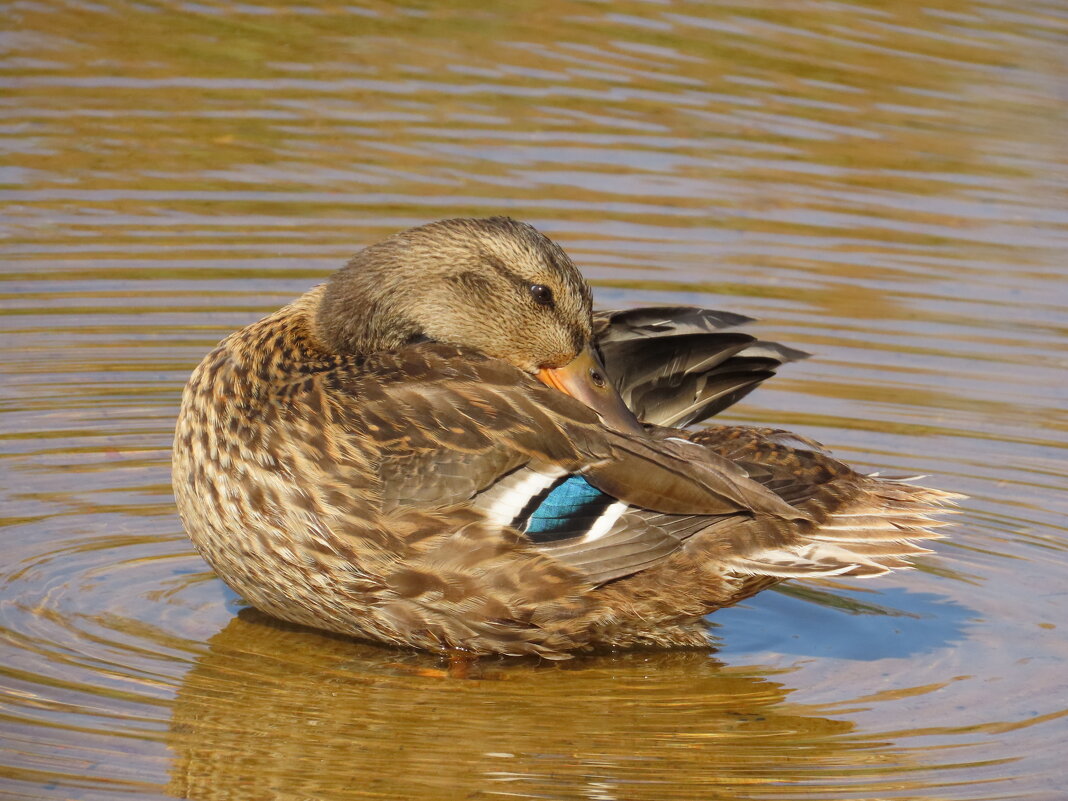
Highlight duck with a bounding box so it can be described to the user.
[172,216,961,659]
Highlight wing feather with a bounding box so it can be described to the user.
[313,328,959,590]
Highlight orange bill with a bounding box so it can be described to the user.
[538,346,644,434]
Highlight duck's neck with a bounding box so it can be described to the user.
[313,257,425,356]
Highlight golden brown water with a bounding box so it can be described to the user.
[2,1,1067,799]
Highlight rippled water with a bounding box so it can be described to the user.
[2,1,1067,799]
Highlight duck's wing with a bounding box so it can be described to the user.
[337,343,803,521]
[593,306,808,427]
[527,314,959,586]
[526,426,961,586]
[325,343,957,590]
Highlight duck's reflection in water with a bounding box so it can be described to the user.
[165,609,917,801]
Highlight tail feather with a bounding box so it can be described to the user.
[726,478,962,579]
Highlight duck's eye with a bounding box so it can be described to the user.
[528,284,554,307]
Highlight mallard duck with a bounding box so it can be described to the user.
[173,217,960,658]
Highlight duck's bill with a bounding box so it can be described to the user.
[538,346,644,435]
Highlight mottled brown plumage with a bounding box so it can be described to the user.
[172,217,962,658]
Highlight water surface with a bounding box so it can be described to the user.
[2,1,1067,799]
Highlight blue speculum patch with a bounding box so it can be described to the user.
[519,474,614,542]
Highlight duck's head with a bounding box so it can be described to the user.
[316,216,641,433]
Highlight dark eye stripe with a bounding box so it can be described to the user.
[529,284,554,307]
